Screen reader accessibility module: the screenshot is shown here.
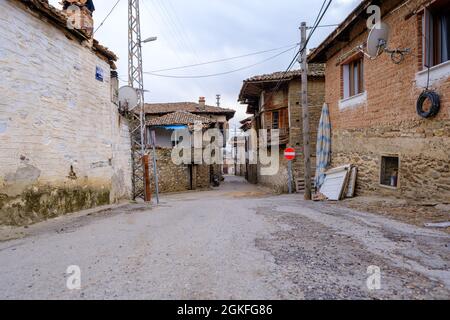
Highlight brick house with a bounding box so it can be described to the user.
[144,98,235,193]
[0,0,132,225]
[308,0,450,203]
[238,67,325,193]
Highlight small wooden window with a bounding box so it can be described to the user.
[272,111,279,129]
[380,156,399,188]
[423,1,450,67]
[342,57,364,99]
[279,109,289,129]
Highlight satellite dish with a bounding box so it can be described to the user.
[367,23,390,58]
[118,86,138,110]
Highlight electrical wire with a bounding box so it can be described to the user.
[271,0,333,94]
[149,43,299,72]
[144,46,297,78]
[93,0,121,34]
[309,24,340,29]
[142,0,210,94]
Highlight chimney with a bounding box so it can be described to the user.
[62,0,95,38]
[199,97,206,109]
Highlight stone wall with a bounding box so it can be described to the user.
[196,164,211,189]
[0,1,132,225]
[246,164,258,184]
[322,0,450,203]
[256,77,325,193]
[288,78,324,182]
[331,121,450,203]
[257,153,291,194]
[149,148,211,194]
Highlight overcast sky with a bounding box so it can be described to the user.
[49,0,360,128]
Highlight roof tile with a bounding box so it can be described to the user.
[147,111,213,126]
[144,102,236,117]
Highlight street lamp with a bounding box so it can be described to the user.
[139,35,160,204]
[142,36,158,43]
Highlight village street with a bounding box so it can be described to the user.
[0,176,449,300]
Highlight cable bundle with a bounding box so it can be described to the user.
[416,90,440,118]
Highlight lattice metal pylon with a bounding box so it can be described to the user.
[128,0,147,200]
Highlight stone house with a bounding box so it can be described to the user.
[308,0,450,203]
[0,0,132,225]
[144,98,235,134]
[144,98,235,193]
[238,66,325,193]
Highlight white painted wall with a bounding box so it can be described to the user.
[0,1,132,201]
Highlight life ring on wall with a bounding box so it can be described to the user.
[416,90,440,119]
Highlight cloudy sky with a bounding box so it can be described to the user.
[50,0,360,128]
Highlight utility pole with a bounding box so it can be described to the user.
[234,125,238,176]
[299,22,312,200]
[128,0,149,201]
[216,94,221,107]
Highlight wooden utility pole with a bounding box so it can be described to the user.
[300,22,312,200]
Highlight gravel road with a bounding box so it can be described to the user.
[0,176,449,300]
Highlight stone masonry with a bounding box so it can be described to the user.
[0,1,132,225]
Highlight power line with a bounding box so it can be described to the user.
[150,43,299,72]
[305,0,333,48]
[144,46,297,79]
[143,0,210,97]
[271,0,333,93]
[309,23,340,29]
[94,0,121,34]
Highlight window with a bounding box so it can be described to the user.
[342,56,364,99]
[267,109,288,130]
[380,156,399,188]
[272,111,279,129]
[171,130,183,147]
[423,2,450,67]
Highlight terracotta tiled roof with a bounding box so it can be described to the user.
[243,64,325,83]
[144,102,236,120]
[15,0,117,64]
[147,111,213,126]
[238,64,325,103]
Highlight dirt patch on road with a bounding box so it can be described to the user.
[225,191,271,198]
[0,203,149,242]
[255,206,450,300]
[337,197,450,234]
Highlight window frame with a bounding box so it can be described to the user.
[272,111,280,130]
[379,154,400,190]
[341,54,365,99]
[423,1,450,68]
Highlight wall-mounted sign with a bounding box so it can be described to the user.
[96,66,104,82]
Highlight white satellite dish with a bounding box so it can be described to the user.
[367,23,390,58]
[118,86,138,110]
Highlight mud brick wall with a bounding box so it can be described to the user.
[0,1,132,225]
[323,0,450,203]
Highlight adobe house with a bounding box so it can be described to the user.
[308,0,449,203]
[0,0,132,225]
[144,99,235,193]
[238,67,325,193]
